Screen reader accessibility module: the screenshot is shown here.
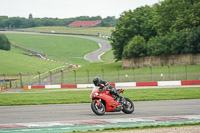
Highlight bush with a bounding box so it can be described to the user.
[0,34,11,51]
[123,35,147,58]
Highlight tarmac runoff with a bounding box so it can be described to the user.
[0,115,200,133]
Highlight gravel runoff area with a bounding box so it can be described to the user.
[103,126,200,133]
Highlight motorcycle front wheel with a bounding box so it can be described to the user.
[91,100,105,115]
[122,97,134,114]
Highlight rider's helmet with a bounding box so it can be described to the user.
[93,77,100,86]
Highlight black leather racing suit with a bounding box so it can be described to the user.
[95,79,121,98]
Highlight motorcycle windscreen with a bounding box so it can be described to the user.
[90,86,99,98]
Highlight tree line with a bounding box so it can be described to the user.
[0,15,117,28]
[111,0,200,61]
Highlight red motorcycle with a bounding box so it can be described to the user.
[90,86,134,115]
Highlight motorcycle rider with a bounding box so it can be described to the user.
[93,77,124,101]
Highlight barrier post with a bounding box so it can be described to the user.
[19,73,23,88]
[73,70,76,84]
[3,74,6,88]
[117,68,120,82]
[86,69,89,83]
[132,67,135,81]
[49,71,52,84]
[185,65,188,80]
[61,70,64,84]
[38,72,41,85]
[150,66,153,81]
[168,65,171,80]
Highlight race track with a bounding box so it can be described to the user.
[0,99,199,124]
[75,36,112,62]
[0,31,112,63]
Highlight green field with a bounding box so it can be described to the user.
[6,33,99,65]
[0,87,199,106]
[1,32,200,85]
[101,50,115,63]
[20,26,114,36]
[0,49,65,75]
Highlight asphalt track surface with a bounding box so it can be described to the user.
[0,99,199,124]
[77,36,112,62]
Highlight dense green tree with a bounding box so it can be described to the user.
[147,26,200,56]
[123,35,146,58]
[111,0,200,59]
[101,16,117,27]
[0,16,8,28]
[6,17,27,28]
[111,6,156,60]
[0,34,11,51]
[172,1,200,31]
[28,13,33,19]
[153,0,200,34]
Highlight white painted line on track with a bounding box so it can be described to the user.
[84,43,105,62]
[98,52,105,62]
[98,43,102,48]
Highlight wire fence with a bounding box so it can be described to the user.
[1,65,200,88]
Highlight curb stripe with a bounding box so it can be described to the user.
[77,84,94,88]
[136,82,157,86]
[45,85,61,89]
[115,82,136,87]
[31,85,45,89]
[0,115,200,129]
[158,81,181,86]
[61,85,77,88]
[23,80,200,89]
[181,80,200,85]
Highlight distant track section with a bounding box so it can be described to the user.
[0,30,112,63]
[74,36,112,62]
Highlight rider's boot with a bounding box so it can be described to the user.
[115,92,126,104]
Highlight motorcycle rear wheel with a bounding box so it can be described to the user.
[122,97,134,114]
[91,100,105,115]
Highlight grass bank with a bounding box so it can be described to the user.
[0,49,64,75]
[0,87,199,106]
[6,33,99,65]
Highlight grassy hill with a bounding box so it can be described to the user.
[6,33,99,65]
[0,49,65,75]
[20,26,114,36]
[2,32,200,85]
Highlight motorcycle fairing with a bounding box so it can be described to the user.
[92,92,121,112]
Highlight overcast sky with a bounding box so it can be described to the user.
[0,0,161,19]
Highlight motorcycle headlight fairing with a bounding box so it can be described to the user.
[93,93,99,97]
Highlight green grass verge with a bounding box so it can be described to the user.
[71,123,200,133]
[0,49,64,75]
[10,46,30,55]
[0,87,199,106]
[20,26,114,36]
[6,33,99,65]
[101,50,115,63]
